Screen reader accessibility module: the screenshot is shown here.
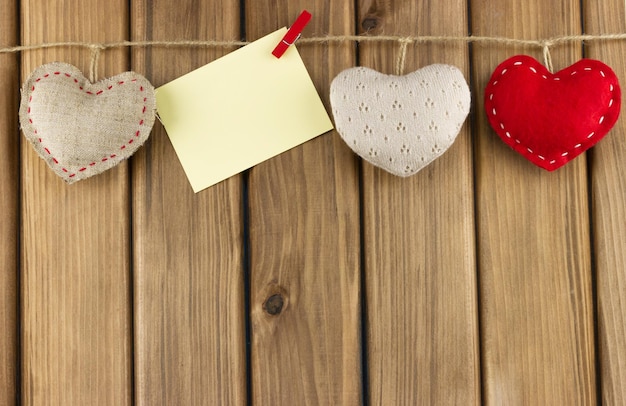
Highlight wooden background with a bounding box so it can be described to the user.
[1,0,625,404]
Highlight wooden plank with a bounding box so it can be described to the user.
[584,0,626,403]
[357,0,480,403]
[130,1,246,404]
[20,0,133,404]
[245,3,362,404]
[471,0,597,403]
[0,0,19,404]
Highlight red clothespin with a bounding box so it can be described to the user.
[272,10,312,58]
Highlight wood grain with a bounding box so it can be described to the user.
[584,0,626,404]
[20,0,133,404]
[471,0,597,404]
[9,0,626,403]
[357,0,480,403]
[130,0,246,404]
[0,0,19,404]
[245,2,362,404]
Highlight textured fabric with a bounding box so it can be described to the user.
[330,65,470,176]
[485,55,621,171]
[19,62,156,183]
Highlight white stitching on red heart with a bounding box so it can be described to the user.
[486,59,619,167]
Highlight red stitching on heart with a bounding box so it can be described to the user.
[487,59,619,167]
[27,70,149,180]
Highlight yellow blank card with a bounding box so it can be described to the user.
[156,28,334,192]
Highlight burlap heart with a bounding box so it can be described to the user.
[330,65,470,176]
[19,62,156,183]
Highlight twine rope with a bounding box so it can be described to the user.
[540,40,555,73]
[2,33,626,78]
[88,44,105,82]
[395,37,413,75]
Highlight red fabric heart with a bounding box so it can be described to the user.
[484,55,621,170]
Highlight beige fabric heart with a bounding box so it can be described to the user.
[330,65,470,176]
[19,62,156,183]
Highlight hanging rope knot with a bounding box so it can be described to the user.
[395,37,414,76]
[88,44,106,83]
[539,39,555,73]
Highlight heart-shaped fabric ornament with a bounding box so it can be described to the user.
[330,65,470,176]
[484,55,621,171]
[19,62,156,183]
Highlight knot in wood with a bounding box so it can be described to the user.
[361,17,380,32]
[263,293,284,316]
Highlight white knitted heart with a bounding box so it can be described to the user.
[19,62,156,183]
[330,65,470,176]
